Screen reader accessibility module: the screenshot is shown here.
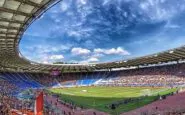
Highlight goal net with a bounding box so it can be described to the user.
[140,89,152,96]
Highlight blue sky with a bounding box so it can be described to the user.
[20,0,185,64]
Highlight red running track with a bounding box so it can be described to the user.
[121,92,185,115]
[45,94,109,115]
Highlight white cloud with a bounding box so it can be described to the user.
[79,57,99,64]
[25,44,72,55]
[26,53,65,64]
[22,44,73,64]
[60,0,71,12]
[139,0,185,21]
[68,31,81,37]
[164,21,180,29]
[94,47,130,55]
[71,47,91,55]
[91,53,104,58]
[67,28,95,41]
[49,55,64,60]
[79,0,87,5]
[42,61,49,64]
[94,48,104,54]
[55,19,60,23]
[102,0,111,6]
[37,54,64,64]
[88,57,99,62]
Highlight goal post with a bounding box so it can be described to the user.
[140,89,152,96]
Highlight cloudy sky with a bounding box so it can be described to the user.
[20,0,185,64]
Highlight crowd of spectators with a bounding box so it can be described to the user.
[98,64,185,87]
[0,80,20,96]
[0,79,29,114]
[26,63,185,88]
[1,63,185,114]
[32,73,82,87]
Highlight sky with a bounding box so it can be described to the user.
[20,0,185,64]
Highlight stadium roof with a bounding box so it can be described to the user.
[1,0,185,73]
[96,46,185,69]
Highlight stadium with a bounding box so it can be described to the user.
[0,0,185,115]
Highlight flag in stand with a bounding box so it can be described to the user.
[34,92,44,115]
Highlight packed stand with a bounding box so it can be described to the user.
[97,63,185,87]
[0,79,33,114]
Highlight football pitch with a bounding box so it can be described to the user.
[49,87,177,114]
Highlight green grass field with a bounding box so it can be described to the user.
[49,87,177,115]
